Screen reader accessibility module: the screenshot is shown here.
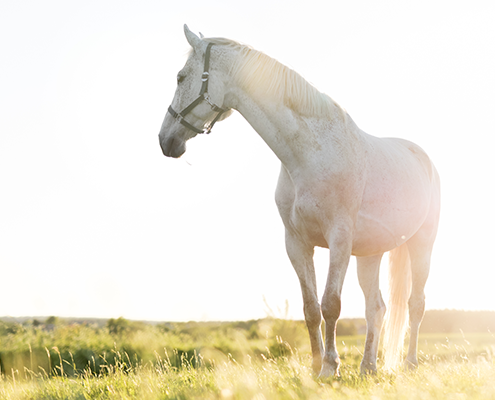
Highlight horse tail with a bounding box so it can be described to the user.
[382,242,412,371]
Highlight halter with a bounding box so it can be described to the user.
[168,43,229,135]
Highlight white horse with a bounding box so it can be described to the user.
[159,25,440,377]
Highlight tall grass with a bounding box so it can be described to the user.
[1,348,495,399]
[1,318,494,399]
[0,318,309,378]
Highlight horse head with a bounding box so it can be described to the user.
[159,25,233,158]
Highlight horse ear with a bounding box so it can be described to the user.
[184,24,202,51]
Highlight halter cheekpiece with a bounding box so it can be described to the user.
[168,43,229,134]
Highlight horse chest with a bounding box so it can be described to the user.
[276,166,362,248]
[276,185,332,248]
[290,200,329,247]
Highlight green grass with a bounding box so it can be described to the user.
[1,319,495,399]
[2,351,495,399]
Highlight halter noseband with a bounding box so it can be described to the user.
[168,43,229,135]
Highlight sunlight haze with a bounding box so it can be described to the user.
[1,0,494,322]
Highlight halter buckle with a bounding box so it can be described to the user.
[201,72,209,82]
[204,93,214,108]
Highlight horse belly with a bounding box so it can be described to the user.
[352,208,423,256]
[352,141,433,256]
[353,196,431,256]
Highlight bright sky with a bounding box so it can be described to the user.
[1,1,494,322]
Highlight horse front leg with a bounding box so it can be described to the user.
[319,231,352,378]
[285,231,324,374]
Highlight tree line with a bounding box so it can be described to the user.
[2,309,494,336]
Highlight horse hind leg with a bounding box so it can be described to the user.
[404,232,435,369]
[357,253,386,374]
[405,179,440,369]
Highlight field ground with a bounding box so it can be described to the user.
[1,320,495,399]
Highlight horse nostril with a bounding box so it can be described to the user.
[159,135,174,156]
[160,135,185,158]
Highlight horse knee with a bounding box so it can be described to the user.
[303,301,321,329]
[321,293,341,324]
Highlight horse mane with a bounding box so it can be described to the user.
[204,37,339,119]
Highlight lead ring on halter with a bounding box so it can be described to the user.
[168,42,230,135]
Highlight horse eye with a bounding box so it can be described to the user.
[177,75,185,84]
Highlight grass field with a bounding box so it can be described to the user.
[1,318,494,399]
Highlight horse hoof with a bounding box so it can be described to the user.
[318,362,340,379]
[360,363,377,375]
[312,361,323,375]
[405,359,418,371]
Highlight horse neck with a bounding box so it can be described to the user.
[227,87,349,178]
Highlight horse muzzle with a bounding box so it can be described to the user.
[159,134,186,158]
